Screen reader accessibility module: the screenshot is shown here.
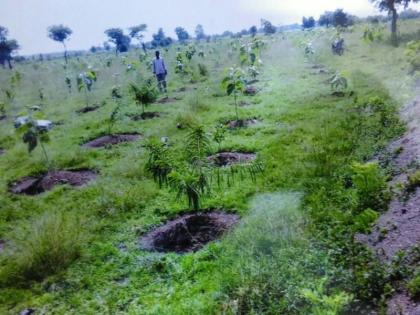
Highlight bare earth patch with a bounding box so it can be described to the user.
[156,97,182,104]
[83,133,140,148]
[140,212,239,253]
[129,112,160,120]
[208,152,256,167]
[9,169,96,195]
[226,118,260,129]
[76,105,100,114]
[244,86,258,96]
[356,85,420,314]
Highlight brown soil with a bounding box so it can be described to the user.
[244,86,258,96]
[83,133,140,148]
[76,105,100,114]
[208,152,256,166]
[140,211,239,253]
[9,169,96,195]
[129,112,160,120]
[226,118,260,129]
[386,291,420,315]
[156,97,182,104]
[331,91,346,97]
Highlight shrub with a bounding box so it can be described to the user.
[197,63,208,77]
[407,274,420,299]
[351,162,389,213]
[405,40,420,72]
[0,211,86,285]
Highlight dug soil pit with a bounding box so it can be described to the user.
[244,86,258,96]
[208,152,256,166]
[129,112,160,120]
[226,118,260,129]
[140,212,238,253]
[76,105,100,114]
[156,97,182,104]
[83,133,140,148]
[9,169,96,195]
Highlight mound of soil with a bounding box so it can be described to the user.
[244,86,258,96]
[129,112,160,120]
[177,87,187,92]
[208,152,256,166]
[9,169,96,195]
[83,133,140,148]
[157,97,181,104]
[331,91,346,97]
[226,118,260,129]
[76,105,100,114]
[140,212,239,253]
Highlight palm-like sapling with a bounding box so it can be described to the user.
[129,80,158,117]
[221,67,246,121]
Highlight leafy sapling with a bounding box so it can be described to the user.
[107,85,123,135]
[221,67,246,121]
[213,124,227,151]
[16,115,52,168]
[329,72,348,94]
[77,69,97,106]
[129,79,158,117]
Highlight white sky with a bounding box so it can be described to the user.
[0,0,419,55]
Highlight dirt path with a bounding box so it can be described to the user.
[357,81,420,315]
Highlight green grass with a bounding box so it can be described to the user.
[0,20,418,314]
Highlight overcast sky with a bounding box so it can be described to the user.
[1,0,419,55]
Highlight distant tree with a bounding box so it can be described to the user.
[302,16,316,29]
[128,24,147,48]
[370,0,419,44]
[105,28,131,55]
[90,46,97,53]
[47,24,72,64]
[222,30,234,38]
[261,19,276,35]
[249,25,258,37]
[0,26,19,69]
[151,28,172,47]
[175,27,190,43]
[240,29,249,36]
[319,11,334,27]
[103,41,111,51]
[399,8,420,19]
[332,9,353,27]
[195,24,206,40]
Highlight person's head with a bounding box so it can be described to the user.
[155,51,160,59]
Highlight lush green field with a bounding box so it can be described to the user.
[0,20,418,314]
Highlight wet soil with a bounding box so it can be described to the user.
[208,152,256,166]
[129,112,160,121]
[9,169,96,195]
[156,97,182,104]
[226,118,260,129]
[244,86,258,96]
[76,105,100,114]
[83,133,140,148]
[140,211,239,253]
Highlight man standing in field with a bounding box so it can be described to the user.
[152,50,167,93]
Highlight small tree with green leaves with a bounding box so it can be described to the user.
[107,85,123,135]
[128,24,147,49]
[213,124,227,151]
[17,116,51,168]
[129,80,158,116]
[144,138,173,187]
[221,67,246,121]
[77,69,97,107]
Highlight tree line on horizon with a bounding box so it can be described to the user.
[1,0,419,68]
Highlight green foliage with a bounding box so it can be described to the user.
[108,85,123,134]
[301,278,352,315]
[185,45,196,60]
[129,79,158,113]
[352,209,380,233]
[405,40,420,72]
[185,125,211,162]
[144,138,172,187]
[407,273,420,299]
[77,70,97,92]
[213,124,227,150]
[221,67,246,120]
[363,25,385,43]
[329,72,348,92]
[197,63,208,77]
[351,162,389,212]
[407,170,420,192]
[0,211,86,285]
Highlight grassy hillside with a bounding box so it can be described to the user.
[0,20,418,314]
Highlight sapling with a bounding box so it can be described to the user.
[16,115,52,168]
[221,67,246,121]
[107,85,123,135]
[77,70,97,107]
[213,124,227,151]
[329,72,348,93]
[129,80,158,117]
[65,76,72,93]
